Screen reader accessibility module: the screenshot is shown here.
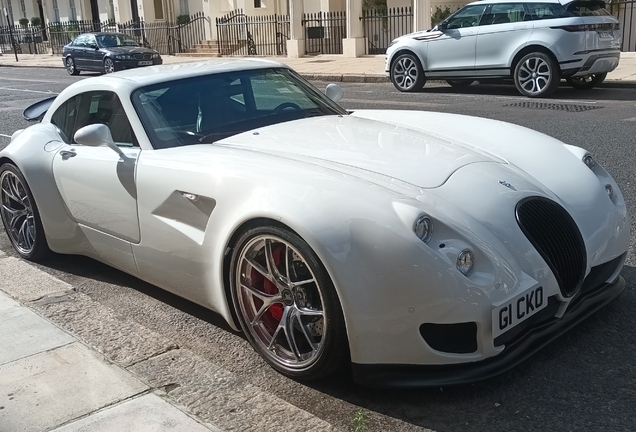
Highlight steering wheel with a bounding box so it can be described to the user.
[273,102,302,113]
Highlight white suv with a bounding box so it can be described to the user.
[386,0,621,97]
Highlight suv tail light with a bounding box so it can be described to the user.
[551,23,620,31]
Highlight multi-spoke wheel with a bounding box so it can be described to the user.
[66,57,79,76]
[514,52,560,98]
[230,226,348,379]
[103,58,115,74]
[0,164,49,260]
[390,53,426,92]
[566,73,607,90]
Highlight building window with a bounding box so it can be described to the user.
[254,0,262,8]
[179,0,188,15]
[19,0,26,18]
[52,0,60,22]
[4,0,15,24]
[153,0,164,19]
[69,0,77,20]
[108,0,115,20]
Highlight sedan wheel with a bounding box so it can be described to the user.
[0,164,49,261]
[230,226,348,379]
[566,73,607,90]
[66,57,79,76]
[514,52,560,98]
[391,53,426,92]
[103,58,115,74]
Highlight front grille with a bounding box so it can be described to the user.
[516,197,586,297]
[134,53,152,60]
[420,322,478,354]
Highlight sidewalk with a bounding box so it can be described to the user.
[0,250,222,432]
[2,51,636,85]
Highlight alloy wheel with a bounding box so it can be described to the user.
[516,57,552,95]
[235,235,327,370]
[66,57,74,75]
[0,170,36,255]
[104,58,115,74]
[393,56,420,91]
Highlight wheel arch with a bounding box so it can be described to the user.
[389,48,427,73]
[510,44,559,76]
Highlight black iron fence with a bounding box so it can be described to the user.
[0,13,207,56]
[216,10,289,56]
[303,11,346,54]
[609,0,636,51]
[361,6,413,54]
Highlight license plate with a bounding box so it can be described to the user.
[598,31,612,39]
[492,286,547,339]
[138,60,153,66]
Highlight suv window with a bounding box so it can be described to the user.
[481,3,529,25]
[566,1,611,16]
[526,3,571,20]
[446,5,487,29]
[51,91,137,146]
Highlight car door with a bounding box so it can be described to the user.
[426,4,487,76]
[83,34,102,71]
[476,3,534,75]
[71,35,89,69]
[50,90,141,274]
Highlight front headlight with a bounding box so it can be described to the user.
[115,54,134,60]
[152,53,160,59]
[582,154,595,170]
[388,39,398,48]
[456,249,475,276]
[413,214,433,243]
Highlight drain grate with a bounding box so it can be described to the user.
[504,102,603,112]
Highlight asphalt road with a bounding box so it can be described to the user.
[0,67,635,432]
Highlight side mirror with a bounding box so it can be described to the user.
[89,43,98,49]
[325,83,344,103]
[438,22,448,31]
[74,124,125,158]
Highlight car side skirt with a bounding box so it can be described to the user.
[351,276,625,389]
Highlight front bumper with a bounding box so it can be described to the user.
[352,275,625,388]
[114,58,163,71]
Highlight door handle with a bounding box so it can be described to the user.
[60,150,77,160]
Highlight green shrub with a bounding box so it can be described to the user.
[177,14,190,25]
[30,16,42,26]
[432,6,452,27]
[19,17,29,27]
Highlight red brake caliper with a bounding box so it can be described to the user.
[250,245,285,332]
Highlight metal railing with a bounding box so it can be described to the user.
[609,0,636,51]
[361,6,413,54]
[216,10,289,56]
[303,11,346,54]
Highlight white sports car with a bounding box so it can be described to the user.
[0,59,629,388]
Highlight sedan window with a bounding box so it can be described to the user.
[131,67,347,149]
[446,5,487,29]
[96,34,140,48]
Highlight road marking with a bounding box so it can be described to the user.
[0,87,57,95]
[0,77,60,83]
[622,117,636,121]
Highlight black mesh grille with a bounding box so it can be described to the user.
[516,197,586,297]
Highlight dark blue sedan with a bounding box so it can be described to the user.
[63,32,162,75]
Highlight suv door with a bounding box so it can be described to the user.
[426,4,487,76]
[476,3,534,75]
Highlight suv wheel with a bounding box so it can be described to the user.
[390,53,426,92]
[514,52,560,98]
[566,73,607,90]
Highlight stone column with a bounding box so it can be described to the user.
[342,0,366,57]
[413,0,432,32]
[286,0,305,58]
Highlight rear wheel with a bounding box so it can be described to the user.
[65,57,79,76]
[390,53,426,92]
[103,58,115,74]
[446,79,474,88]
[230,225,348,380]
[0,164,49,261]
[566,73,607,90]
[514,52,560,98]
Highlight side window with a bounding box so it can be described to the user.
[250,73,317,111]
[446,5,487,29]
[481,4,528,25]
[51,91,137,147]
[526,3,571,20]
[85,34,96,48]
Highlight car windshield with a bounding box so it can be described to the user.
[566,0,611,16]
[96,34,140,48]
[131,67,348,149]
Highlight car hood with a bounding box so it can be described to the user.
[102,46,156,54]
[217,115,500,189]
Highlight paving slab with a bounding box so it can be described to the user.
[0,291,75,365]
[0,342,148,432]
[50,393,221,432]
[0,256,73,302]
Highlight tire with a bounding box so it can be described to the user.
[103,58,115,74]
[446,79,474,88]
[566,73,607,90]
[390,53,426,92]
[229,225,349,380]
[0,164,50,261]
[513,52,560,98]
[65,57,79,76]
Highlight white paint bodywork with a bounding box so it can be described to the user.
[0,59,629,368]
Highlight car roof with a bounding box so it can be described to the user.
[72,58,289,89]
